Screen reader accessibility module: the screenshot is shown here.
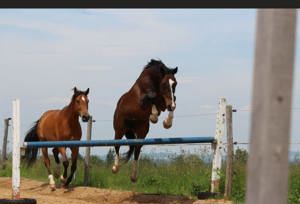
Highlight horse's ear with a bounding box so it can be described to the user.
[85,88,90,95]
[73,87,78,94]
[172,67,178,74]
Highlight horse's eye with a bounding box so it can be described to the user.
[76,100,80,104]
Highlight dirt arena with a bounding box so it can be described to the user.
[0,177,231,204]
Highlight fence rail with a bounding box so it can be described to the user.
[23,136,216,148]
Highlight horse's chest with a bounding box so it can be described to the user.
[57,122,81,140]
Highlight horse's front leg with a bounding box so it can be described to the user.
[149,105,160,124]
[64,147,79,187]
[41,148,56,191]
[163,111,174,129]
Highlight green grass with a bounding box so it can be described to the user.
[1,152,213,198]
[1,148,300,204]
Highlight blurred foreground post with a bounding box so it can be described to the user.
[246,9,297,204]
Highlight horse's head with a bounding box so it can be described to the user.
[159,64,178,111]
[72,87,91,122]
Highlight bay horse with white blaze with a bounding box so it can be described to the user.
[23,87,90,190]
[112,59,178,182]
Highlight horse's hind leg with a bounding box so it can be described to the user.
[131,145,142,183]
[41,148,56,191]
[131,123,149,182]
[64,147,78,187]
[112,145,120,174]
[52,148,61,179]
[112,129,124,174]
[58,147,69,184]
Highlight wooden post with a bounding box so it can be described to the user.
[246,9,297,204]
[224,105,233,199]
[84,116,93,186]
[12,99,20,199]
[211,98,227,193]
[1,118,11,170]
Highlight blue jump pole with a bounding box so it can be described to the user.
[23,136,215,148]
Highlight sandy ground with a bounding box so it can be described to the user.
[0,177,231,204]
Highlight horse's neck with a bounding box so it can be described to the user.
[136,69,160,93]
[61,103,79,122]
[130,69,162,110]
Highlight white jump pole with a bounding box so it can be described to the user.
[12,99,20,199]
[211,97,227,193]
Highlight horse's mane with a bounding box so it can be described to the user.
[144,59,165,70]
[143,59,175,75]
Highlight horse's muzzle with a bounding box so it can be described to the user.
[82,115,90,122]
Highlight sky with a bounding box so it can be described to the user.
[0,9,300,157]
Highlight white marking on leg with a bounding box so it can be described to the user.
[150,105,159,123]
[151,105,158,115]
[163,111,174,129]
[114,154,119,166]
[48,174,55,185]
[168,79,176,109]
[112,154,120,173]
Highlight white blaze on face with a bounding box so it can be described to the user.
[81,96,86,102]
[168,79,175,109]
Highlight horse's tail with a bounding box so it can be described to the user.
[124,131,135,162]
[23,120,40,167]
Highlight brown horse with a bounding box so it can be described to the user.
[23,87,90,190]
[112,59,178,182]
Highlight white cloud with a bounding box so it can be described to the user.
[0,11,195,59]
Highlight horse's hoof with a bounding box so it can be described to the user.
[149,115,158,124]
[163,120,172,129]
[50,184,56,191]
[130,175,138,183]
[60,175,67,183]
[112,165,119,174]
